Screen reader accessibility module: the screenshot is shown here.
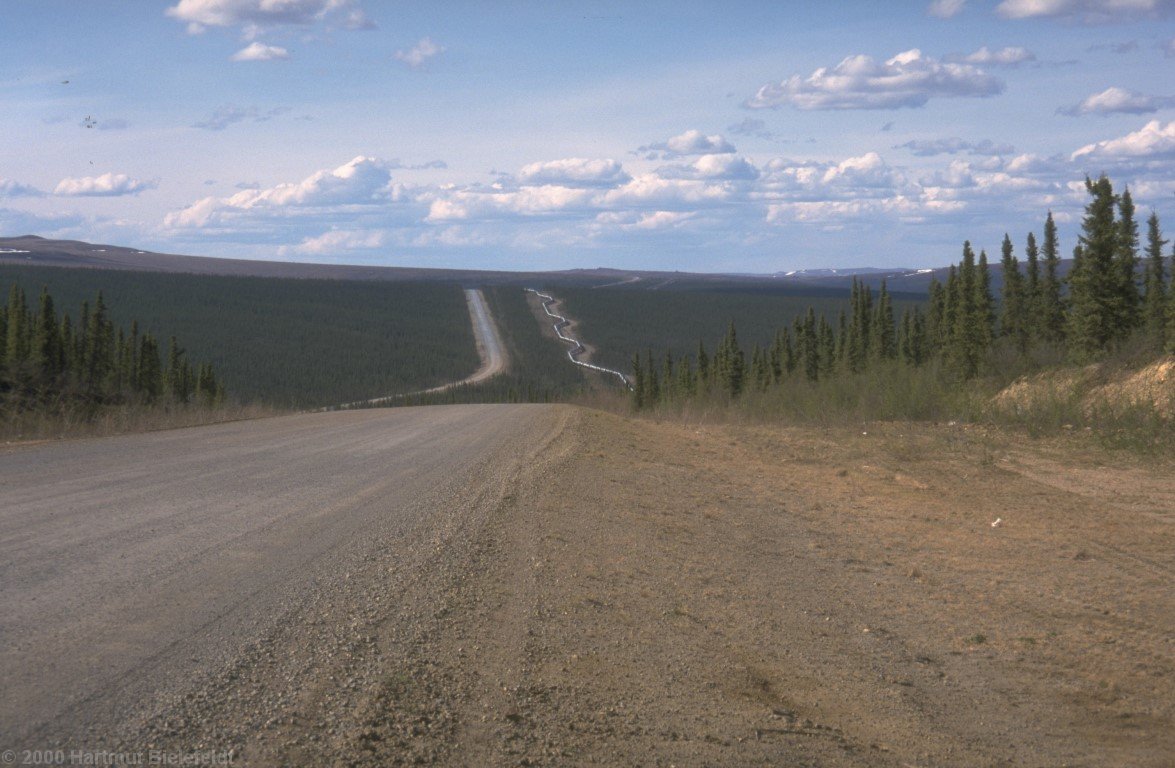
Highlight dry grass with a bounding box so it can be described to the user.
[0,402,284,444]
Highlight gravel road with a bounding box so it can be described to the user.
[0,405,560,759]
[342,289,507,409]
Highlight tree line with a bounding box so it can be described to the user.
[2,284,223,412]
[632,175,1175,409]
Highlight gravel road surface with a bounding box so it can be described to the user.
[0,405,559,759]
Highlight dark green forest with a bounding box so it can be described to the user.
[2,284,222,413]
[402,286,588,405]
[0,267,478,408]
[555,285,923,375]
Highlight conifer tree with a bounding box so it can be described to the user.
[750,345,770,391]
[999,234,1029,353]
[768,330,785,383]
[720,321,744,397]
[695,341,709,394]
[644,349,660,405]
[976,249,996,348]
[872,281,896,360]
[834,309,848,365]
[6,284,29,383]
[1024,231,1041,338]
[631,352,645,409]
[910,307,927,366]
[1039,212,1065,342]
[676,354,694,397]
[1068,176,1124,359]
[818,315,836,375]
[1168,251,1175,354]
[33,287,61,389]
[661,350,675,401]
[1116,186,1141,333]
[942,266,960,359]
[847,279,870,373]
[801,308,819,382]
[926,278,946,353]
[950,242,985,379]
[1142,211,1168,350]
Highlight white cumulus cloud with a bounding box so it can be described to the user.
[517,158,630,187]
[1071,119,1175,161]
[165,156,396,229]
[231,42,289,61]
[745,49,1003,110]
[54,173,156,197]
[638,129,736,158]
[658,154,760,181]
[1059,86,1175,115]
[395,37,443,69]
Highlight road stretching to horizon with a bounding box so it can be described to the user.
[339,288,507,409]
[0,404,557,750]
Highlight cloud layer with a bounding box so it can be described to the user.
[167,0,373,33]
[395,37,443,69]
[54,174,156,197]
[745,49,1003,110]
[1059,87,1175,115]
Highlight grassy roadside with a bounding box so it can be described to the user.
[0,402,284,445]
[595,352,1174,456]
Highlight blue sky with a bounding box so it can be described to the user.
[1,0,1173,272]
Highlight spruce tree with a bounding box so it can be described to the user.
[661,350,675,401]
[999,234,1029,353]
[720,321,744,397]
[950,243,984,378]
[676,354,694,397]
[1039,212,1065,343]
[1024,231,1041,339]
[631,353,645,409]
[1068,176,1123,359]
[695,341,709,394]
[910,307,927,366]
[644,349,660,405]
[818,315,836,375]
[976,249,996,349]
[1116,186,1141,333]
[926,278,946,354]
[872,280,896,360]
[32,287,61,389]
[801,308,819,382]
[6,284,29,383]
[1142,211,1168,350]
[769,330,785,383]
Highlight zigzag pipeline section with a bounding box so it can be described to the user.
[527,289,632,389]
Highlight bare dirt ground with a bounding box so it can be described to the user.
[4,406,1171,766]
[356,408,1174,766]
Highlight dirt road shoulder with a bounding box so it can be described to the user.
[402,409,1174,766]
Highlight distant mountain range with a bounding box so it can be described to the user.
[0,234,1088,297]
